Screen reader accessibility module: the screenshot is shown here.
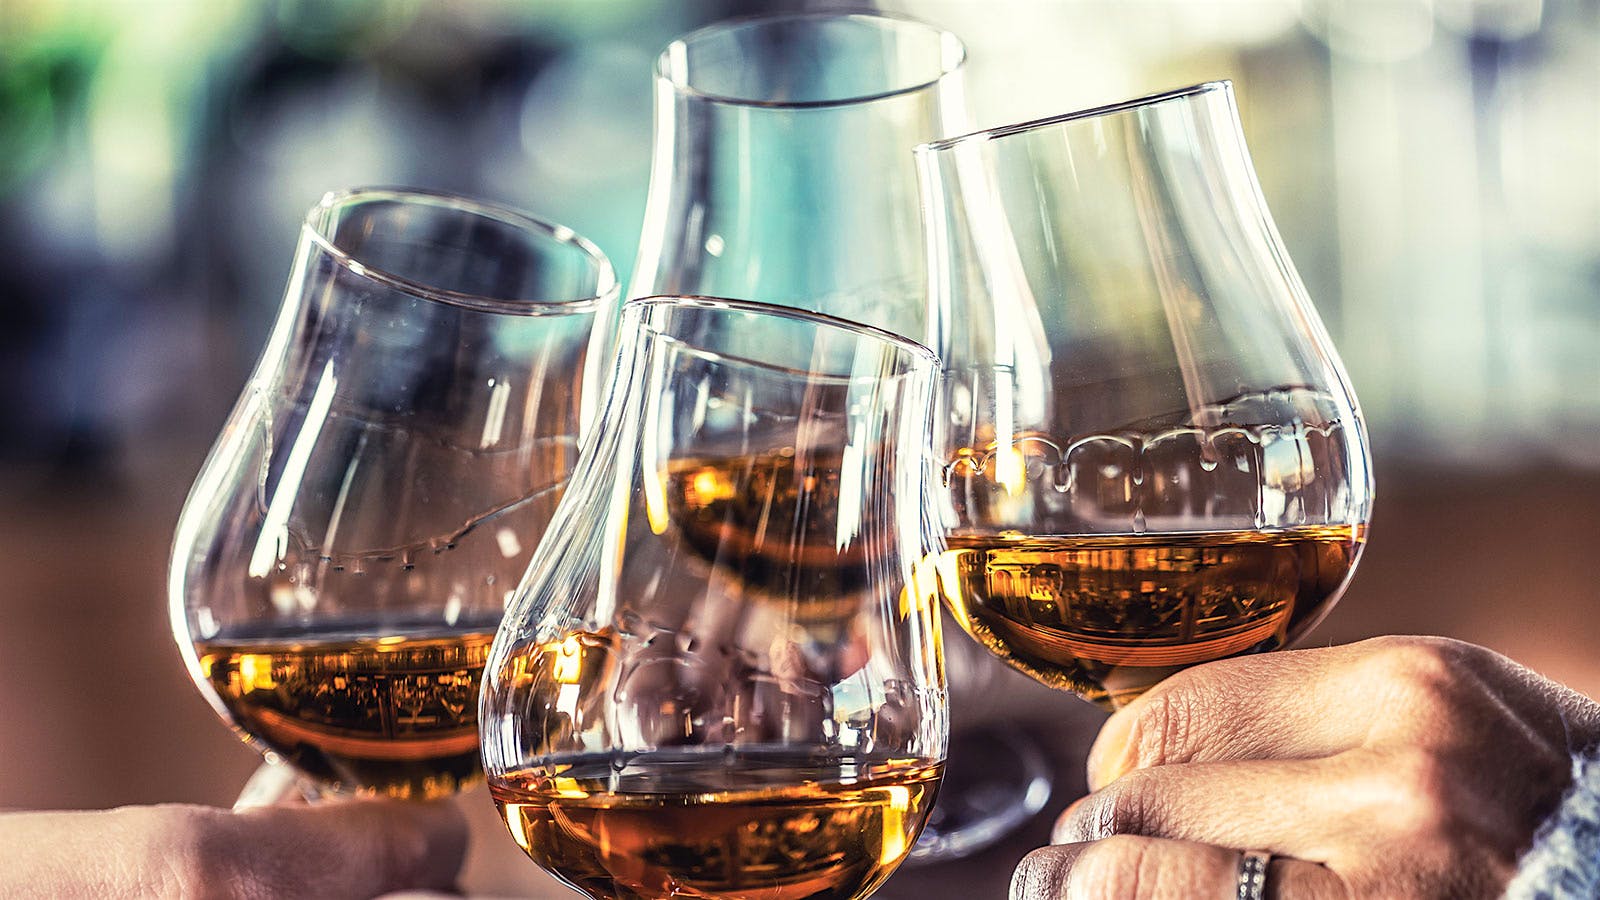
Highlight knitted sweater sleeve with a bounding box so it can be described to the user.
[1504,752,1600,899]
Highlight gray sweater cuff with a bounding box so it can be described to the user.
[1505,752,1600,899]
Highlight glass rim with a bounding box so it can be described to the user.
[916,80,1232,154]
[302,186,620,316]
[657,11,966,111]
[625,295,940,379]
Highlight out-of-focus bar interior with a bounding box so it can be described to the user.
[2,0,1596,895]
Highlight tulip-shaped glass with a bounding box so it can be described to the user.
[482,297,947,900]
[169,188,615,799]
[917,82,1374,709]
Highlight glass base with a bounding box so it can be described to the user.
[909,729,1053,863]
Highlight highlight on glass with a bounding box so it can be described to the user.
[169,187,616,800]
[481,296,947,900]
[917,81,1374,709]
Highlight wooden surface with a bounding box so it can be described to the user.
[3,447,1598,896]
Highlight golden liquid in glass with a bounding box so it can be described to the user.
[196,630,493,798]
[928,525,1365,708]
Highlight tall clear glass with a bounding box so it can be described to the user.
[585,11,968,414]
[482,297,946,900]
[917,82,1375,709]
[169,188,616,800]
[594,12,1050,861]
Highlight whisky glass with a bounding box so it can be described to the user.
[481,297,946,900]
[169,188,615,799]
[917,82,1374,709]
[600,13,1050,861]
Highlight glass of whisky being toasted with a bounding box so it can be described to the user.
[169,188,615,800]
[480,297,947,900]
[915,81,1374,710]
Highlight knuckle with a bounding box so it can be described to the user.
[1360,635,1478,708]
[1070,836,1180,900]
[1120,662,1242,770]
[1010,846,1070,900]
[1070,836,1148,900]
[1363,634,1450,676]
[1340,745,1510,896]
[146,806,239,899]
[1071,774,1157,841]
[1128,684,1201,769]
[1373,748,1464,839]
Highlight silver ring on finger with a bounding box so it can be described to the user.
[1236,849,1272,900]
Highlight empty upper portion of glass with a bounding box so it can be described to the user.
[917,81,1372,535]
[594,14,968,427]
[305,188,617,314]
[173,188,612,647]
[660,12,966,108]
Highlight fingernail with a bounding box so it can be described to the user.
[1085,710,1136,791]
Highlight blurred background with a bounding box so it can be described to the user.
[1,0,1596,895]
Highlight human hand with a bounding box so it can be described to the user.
[0,797,466,899]
[1012,635,1600,899]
